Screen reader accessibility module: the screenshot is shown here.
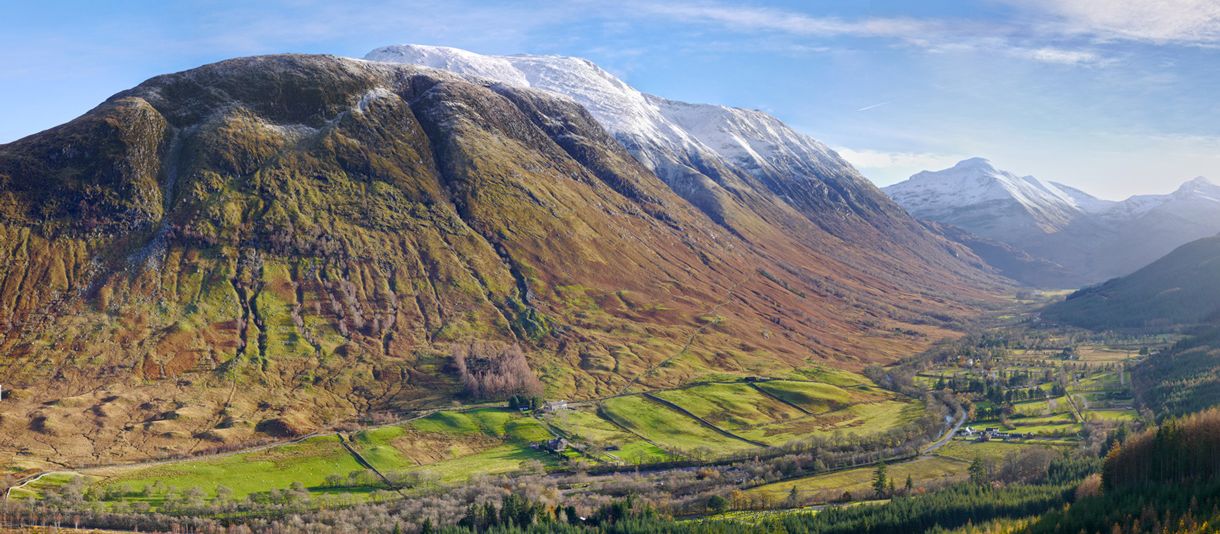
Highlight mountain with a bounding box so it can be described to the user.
[1042,235,1220,330]
[923,221,1075,289]
[365,45,947,248]
[885,159,1220,287]
[1050,182,1116,214]
[1041,233,1220,417]
[883,157,1082,242]
[0,55,1000,466]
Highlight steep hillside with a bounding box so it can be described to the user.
[0,55,1001,467]
[1132,325,1220,417]
[924,221,1074,289]
[887,159,1220,287]
[1042,235,1220,330]
[365,45,995,293]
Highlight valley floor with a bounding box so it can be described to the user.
[1,293,1159,532]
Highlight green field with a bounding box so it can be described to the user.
[544,408,672,464]
[746,400,923,446]
[600,395,758,456]
[654,383,808,427]
[349,408,558,481]
[935,440,1060,463]
[754,380,881,413]
[15,369,925,510]
[746,456,968,504]
[87,435,371,504]
[7,472,86,501]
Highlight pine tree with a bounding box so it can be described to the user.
[874,462,889,498]
[969,456,988,486]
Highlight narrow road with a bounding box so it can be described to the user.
[921,410,967,456]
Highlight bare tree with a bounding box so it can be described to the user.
[451,341,543,401]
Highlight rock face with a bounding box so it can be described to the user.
[0,55,999,466]
[886,158,1220,288]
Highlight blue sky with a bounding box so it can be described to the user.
[2,1,1219,198]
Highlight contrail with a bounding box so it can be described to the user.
[856,101,890,112]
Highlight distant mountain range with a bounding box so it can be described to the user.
[885,157,1220,287]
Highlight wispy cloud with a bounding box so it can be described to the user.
[631,1,1107,66]
[856,101,890,112]
[833,147,967,185]
[1014,0,1220,45]
[1011,46,1103,65]
[634,2,942,42]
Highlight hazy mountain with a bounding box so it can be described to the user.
[1043,235,1220,330]
[0,55,1000,465]
[885,159,1220,287]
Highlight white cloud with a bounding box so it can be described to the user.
[634,3,940,41]
[633,1,1107,65]
[833,147,967,186]
[1015,47,1102,65]
[1015,0,1220,44]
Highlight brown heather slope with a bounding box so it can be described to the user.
[0,55,1004,467]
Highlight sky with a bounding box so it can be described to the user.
[2,1,1219,199]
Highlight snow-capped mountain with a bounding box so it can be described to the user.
[885,158,1220,287]
[883,157,1083,241]
[1050,182,1117,214]
[364,45,896,230]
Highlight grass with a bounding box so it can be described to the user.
[935,440,1059,463]
[654,383,806,428]
[752,380,864,414]
[746,456,968,504]
[544,408,672,464]
[1087,409,1138,422]
[87,435,369,504]
[7,472,88,500]
[351,408,556,478]
[745,400,923,446]
[396,444,556,484]
[600,395,757,456]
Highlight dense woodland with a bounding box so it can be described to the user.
[1133,323,1220,417]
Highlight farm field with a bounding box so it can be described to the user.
[649,381,917,447]
[19,435,375,506]
[543,408,672,464]
[348,408,559,482]
[599,395,759,456]
[746,456,968,505]
[7,370,932,511]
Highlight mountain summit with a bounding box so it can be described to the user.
[365,45,905,235]
[884,157,1082,240]
[885,158,1220,287]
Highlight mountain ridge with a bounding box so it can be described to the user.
[885,157,1220,287]
[0,54,1002,467]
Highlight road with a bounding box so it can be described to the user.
[921,410,967,456]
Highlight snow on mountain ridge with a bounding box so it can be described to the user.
[364,44,860,188]
[884,157,1082,235]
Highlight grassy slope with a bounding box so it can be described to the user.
[746,456,968,503]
